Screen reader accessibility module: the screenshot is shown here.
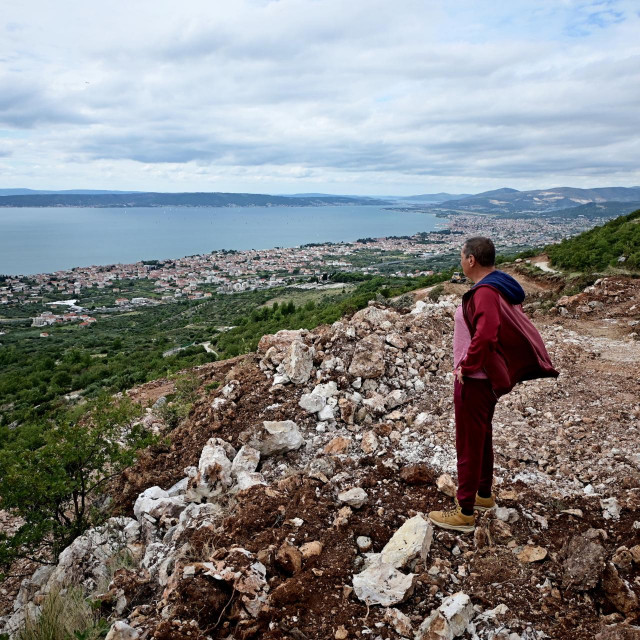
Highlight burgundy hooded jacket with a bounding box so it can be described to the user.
[459,270,559,397]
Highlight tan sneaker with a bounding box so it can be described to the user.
[474,493,496,512]
[428,504,475,533]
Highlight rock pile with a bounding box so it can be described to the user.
[2,285,639,640]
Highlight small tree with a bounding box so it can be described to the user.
[0,395,152,566]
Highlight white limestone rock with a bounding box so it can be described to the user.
[338,488,368,509]
[254,420,304,456]
[185,440,233,503]
[416,592,475,639]
[352,561,417,607]
[231,445,260,477]
[133,486,186,522]
[377,515,433,570]
[105,621,140,640]
[312,381,339,397]
[299,393,326,413]
[284,340,315,385]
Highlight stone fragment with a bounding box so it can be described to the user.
[595,623,640,640]
[602,562,639,615]
[436,473,456,498]
[185,440,234,502]
[356,536,372,552]
[318,404,336,421]
[377,515,433,570]
[258,329,307,354]
[231,445,260,476]
[352,562,417,607]
[338,488,368,509]
[284,340,314,384]
[516,545,547,563]
[339,397,356,424]
[276,543,303,574]
[324,436,351,454]
[386,332,408,349]
[495,507,519,523]
[416,592,475,639]
[105,622,140,640]
[348,334,386,379]
[133,486,186,522]
[385,389,407,409]
[335,625,348,639]
[254,420,304,456]
[362,392,387,415]
[333,506,353,527]
[561,508,584,518]
[300,541,323,559]
[561,529,607,591]
[313,380,339,397]
[601,497,621,520]
[384,607,413,637]
[630,545,640,564]
[361,430,379,454]
[299,392,326,413]
[400,464,433,485]
[612,546,633,570]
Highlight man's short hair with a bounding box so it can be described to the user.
[462,237,495,267]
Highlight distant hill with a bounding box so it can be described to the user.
[542,201,640,219]
[433,186,640,214]
[392,193,472,204]
[547,208,640,271]
[0,192,390,208]
[0,189,141,196]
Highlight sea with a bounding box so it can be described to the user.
[0,205,445,276]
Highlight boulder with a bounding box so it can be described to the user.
[134,487,186,523]
[283,340,315,384]
[377,515,433,570]
[352,561,417,607]
[348,335,386,379]
[185,440,233,503]
[258,329,307,354]
[253,420,304,456]
[361,430,379,454]
[231,445,260,476]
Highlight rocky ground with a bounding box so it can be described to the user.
[1,270,639,640]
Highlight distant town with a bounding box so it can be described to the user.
[1,213,602,330]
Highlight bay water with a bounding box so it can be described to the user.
[0,205,444,276]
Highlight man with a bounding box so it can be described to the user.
[428,237,558,532]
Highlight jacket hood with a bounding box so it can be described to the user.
[473,270,525,305]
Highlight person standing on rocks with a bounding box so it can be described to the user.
[428,237,559,533]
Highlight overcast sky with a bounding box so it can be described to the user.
[1,0,639,195]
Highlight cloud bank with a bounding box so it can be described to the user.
[1,0,639,194]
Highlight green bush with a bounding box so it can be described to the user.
[0,395,152,565]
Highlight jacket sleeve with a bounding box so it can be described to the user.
[459,287,500,375]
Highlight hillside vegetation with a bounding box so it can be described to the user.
[548,208,640,271]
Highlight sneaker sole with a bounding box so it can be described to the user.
[428,517,475,533]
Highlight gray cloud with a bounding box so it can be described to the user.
[1,0,639,193]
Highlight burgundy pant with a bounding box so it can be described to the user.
[454,377,497,512]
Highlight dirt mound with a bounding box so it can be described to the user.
[4,281,640,640]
